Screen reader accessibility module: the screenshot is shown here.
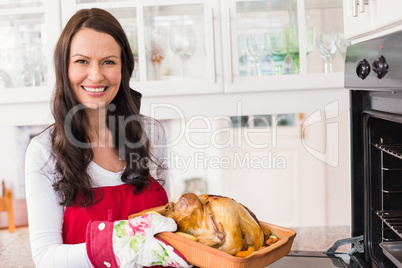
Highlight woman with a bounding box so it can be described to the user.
[25,8,188,268]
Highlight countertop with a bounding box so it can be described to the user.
[0,225,351,268]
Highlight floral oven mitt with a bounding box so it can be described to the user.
[86,212,191,268]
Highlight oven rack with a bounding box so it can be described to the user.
[376,210,402,239]
[373,143,402,160]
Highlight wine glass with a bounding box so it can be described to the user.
[267,28,287,75]
[146,27,167,80]
[285,27,299,74]
[23,43,45,86]
[286,26,316,74]
[237,34,251,76]
[127,30,139,80]
[246,33,269,77]
[169,25,197,79]
[306,27,316,56]
[334,31,350,59]
[316,32,337,73]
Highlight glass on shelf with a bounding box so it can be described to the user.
[304,0,345,73]
[268,27,287,75]
[143,4,206,81]
[22,43,46,87]
[169,24,197,79]
[237,34,249,76]
[285,27,299,74]
[306,27,316,55]
[235,0,298,77]
[145,26,167,81]
[285,26,315,74]
[245,32,269,77]
[334,31,350,59]
[316,32,338,73]
[0,13,47,88]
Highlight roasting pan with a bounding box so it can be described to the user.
[129,205,296,268]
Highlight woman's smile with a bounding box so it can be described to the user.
[82,85,108,93]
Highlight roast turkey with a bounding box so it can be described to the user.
[164,193,268,255]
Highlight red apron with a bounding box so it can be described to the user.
[62,180,168,244]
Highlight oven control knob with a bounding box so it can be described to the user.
[356,59,370,80]
[372,55,389,79]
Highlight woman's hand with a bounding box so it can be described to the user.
[86,212,191,268]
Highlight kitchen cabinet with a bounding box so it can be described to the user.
[0,0,61,104]
[343,0,402,43]
[61,0,346,97]
[221,0,345,93]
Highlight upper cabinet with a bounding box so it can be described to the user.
[0,0,61,104]
[343,0,402,43]
[0,0,347,104]
[221,0,345,93]
[62,0,346,97]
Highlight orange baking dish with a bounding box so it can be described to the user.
[129,205,297,268]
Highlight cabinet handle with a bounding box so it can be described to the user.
[352,0,358,17]
[358,0,365,13]
[353,0,368,17]
[227,8,233,83]
[211,8,216,84]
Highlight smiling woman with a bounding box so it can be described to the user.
[24,8,188,268]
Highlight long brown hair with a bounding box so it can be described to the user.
[51,8,157,207]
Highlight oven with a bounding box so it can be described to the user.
[348,30,402,268]
[268,30,402,268]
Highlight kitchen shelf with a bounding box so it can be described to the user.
[376,210,402,239]
[373,144,402,161]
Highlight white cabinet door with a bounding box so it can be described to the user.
[221,0,345,93]
[371,0,402,30]
[343,0,402,42]
[342,0,373,40]
[0,0,61,104]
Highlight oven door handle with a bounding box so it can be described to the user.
[324,235,364,255]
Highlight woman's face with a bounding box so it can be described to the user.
[68,28,122,110]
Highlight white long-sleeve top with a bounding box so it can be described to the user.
[25,120,170,268]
